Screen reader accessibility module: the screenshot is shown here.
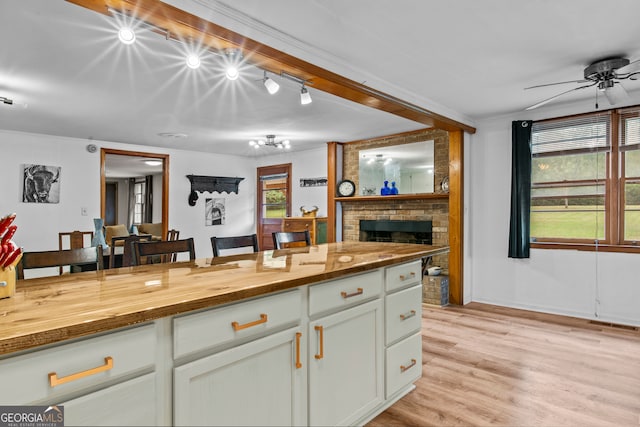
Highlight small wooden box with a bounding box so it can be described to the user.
[422,275,449,306]
[0,267,16,299]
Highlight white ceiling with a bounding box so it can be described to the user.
[2,0,640,161]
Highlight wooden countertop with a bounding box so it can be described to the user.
[0,242,447,356]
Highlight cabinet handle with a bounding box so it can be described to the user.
[48,356,113,387]
[400,310,416,321]
[314,325,324,360]
[295,332,302,369]
[340,287,363,299]
[400,358,417,373]
[399,272,416,281]
[232,314,268,331]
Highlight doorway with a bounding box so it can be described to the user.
[105,182,118,226]
[257,163,291,250]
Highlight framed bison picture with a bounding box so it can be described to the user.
[22,164,61,203]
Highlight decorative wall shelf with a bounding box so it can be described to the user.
[186,175,245,206]
[335,193,449,202]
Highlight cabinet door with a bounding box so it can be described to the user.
[61,373,158,426]
[308,299,383,427]
[174,327,305,427]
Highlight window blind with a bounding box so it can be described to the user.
[531,114,610,155]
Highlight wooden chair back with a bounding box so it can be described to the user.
[58,230,93,274]
[17,246,104,279]
[132,238,196,266]
[211,234,259,257]
[272,231,311,249]
[165,229,180,262]
[110,234,152,268]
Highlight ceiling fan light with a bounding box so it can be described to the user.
[604,82,628,105]
[117,27,136,45]
[300,86,312,105]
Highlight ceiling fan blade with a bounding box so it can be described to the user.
[616,58,640,74]
[524,79,589,90]
[525,82,597,111]
[604,82,629,105]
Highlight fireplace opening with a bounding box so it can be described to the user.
[359,220,432,245]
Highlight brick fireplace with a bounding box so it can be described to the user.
[341,128,450,272]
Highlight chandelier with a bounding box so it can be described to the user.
[249,135,291,150]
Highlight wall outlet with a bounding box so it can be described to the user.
[80,207,88,216]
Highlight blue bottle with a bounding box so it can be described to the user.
[390,181,399,195]
[380,181,390,195]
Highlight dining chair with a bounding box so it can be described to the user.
[132,238,196,266]
[17,246,104,279]
[110,234,152,268]
[272,230,311,249]
[211,234,259,257]
[165,229,181,262]
[58,230,94,274]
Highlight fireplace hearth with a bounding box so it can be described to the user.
[359,220,432,245]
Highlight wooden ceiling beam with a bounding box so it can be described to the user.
[66,0,476,134]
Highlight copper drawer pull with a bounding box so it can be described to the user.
[400,310,416,321]
[399,272,416,281]
[341,287,363,299]
[400,358,417,373]
[49,356,113,387]
[295,332,302,369]
[314,325,324,360]
[232,314,268,331]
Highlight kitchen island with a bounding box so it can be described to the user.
[0,241,447,426]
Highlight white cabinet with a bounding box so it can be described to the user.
[174,326,305,427]
[308,299,384,426]
[61,373,159,426]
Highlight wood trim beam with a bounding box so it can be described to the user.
[66,0,475,134]
[448,130,463,305]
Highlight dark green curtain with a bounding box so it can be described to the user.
[508,120,533,258]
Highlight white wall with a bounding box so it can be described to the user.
[467,96,640,327]
[0,129,255,259]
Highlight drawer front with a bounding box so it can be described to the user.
[282,219,313,231]
[385,284,422,345]
[0,323,156,405]
[174,289,302,359]
[385,260,422,292]
[308,270,382,317]
[385,332,422,399]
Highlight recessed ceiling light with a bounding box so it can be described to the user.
[157,132,188,138]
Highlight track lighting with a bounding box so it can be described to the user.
[186,54,201,69]
[1,96,13,105]
[117,27,136,45]
[300,84,312,105]
[263,71,280,94]
[249,135,291,150]
[224,49,242,81]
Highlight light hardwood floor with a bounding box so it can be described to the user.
[368,302,640,427]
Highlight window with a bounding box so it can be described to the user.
[133,180,146,225]
[531,106,640,250]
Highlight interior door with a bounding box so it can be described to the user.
[257,164,291,250]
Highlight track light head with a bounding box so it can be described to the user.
[300,85,312,105]
[186,53,201,69]
[263,71,280,94]
[118,27,136,45]
[223,48,242,81]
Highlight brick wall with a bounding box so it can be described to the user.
[342,128,450,271]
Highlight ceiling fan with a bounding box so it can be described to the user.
[525,56,640,110]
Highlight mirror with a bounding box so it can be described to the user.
[358,140,434,195]
[100,148,169,239]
